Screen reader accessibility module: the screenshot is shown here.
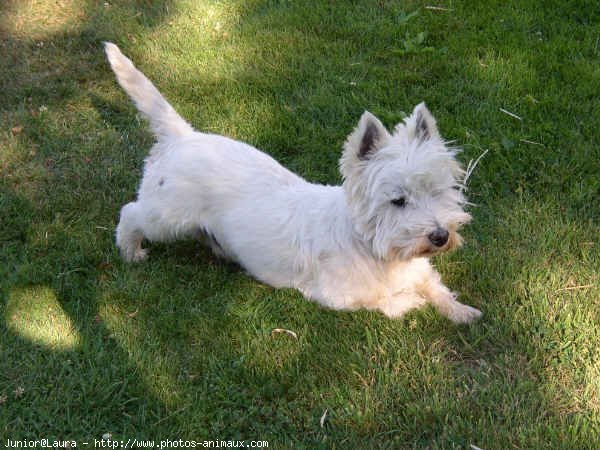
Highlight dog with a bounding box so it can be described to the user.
[105,42,482,324]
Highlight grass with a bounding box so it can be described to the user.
[1,0,599,447]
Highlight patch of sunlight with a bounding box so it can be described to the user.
[1,0,86,40]
[0,130,28,168]
[582,363,600,414]
[471,49,534,90]
[547,340,600,418]
[142,1,245,80]
[151,0,240,43]
[6,286,81,350]
[98,301,182,406]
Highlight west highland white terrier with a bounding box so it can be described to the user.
[105,42,482,324]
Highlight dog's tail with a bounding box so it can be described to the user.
[104,42,194,140]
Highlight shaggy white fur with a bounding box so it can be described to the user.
[105,42,482,324]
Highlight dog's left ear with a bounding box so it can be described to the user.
[400,102,440,143]
[344,111,391,161]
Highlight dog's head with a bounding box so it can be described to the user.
[340,103,471,261]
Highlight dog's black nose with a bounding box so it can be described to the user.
[428,228,449,247]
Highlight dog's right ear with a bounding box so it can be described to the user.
[340,112,391,180]
[343,111,391,162]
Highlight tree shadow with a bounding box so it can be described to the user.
[0,0,187,440]
[1,0,599,447]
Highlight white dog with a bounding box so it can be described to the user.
[105,42,482,324]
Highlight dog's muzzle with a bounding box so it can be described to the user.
[428,228,449,247]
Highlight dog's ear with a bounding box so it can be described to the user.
[398,102,440,143]
[344,111,391,161]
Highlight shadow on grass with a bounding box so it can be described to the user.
[0,0,188,439]
[1,0,599,447]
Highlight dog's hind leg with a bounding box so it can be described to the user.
[116,202,148,262]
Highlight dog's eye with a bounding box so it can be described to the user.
[391,197,406,208]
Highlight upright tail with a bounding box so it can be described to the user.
[104,42,194,140]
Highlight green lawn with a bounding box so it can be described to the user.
[1,0,599,448]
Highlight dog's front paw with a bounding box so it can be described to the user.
[447,303,482,324]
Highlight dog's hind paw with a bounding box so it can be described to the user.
[132,248,148,262]
[120,246,148,263]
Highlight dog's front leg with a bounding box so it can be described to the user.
[379,292,428,318]
[419,274,482,324]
